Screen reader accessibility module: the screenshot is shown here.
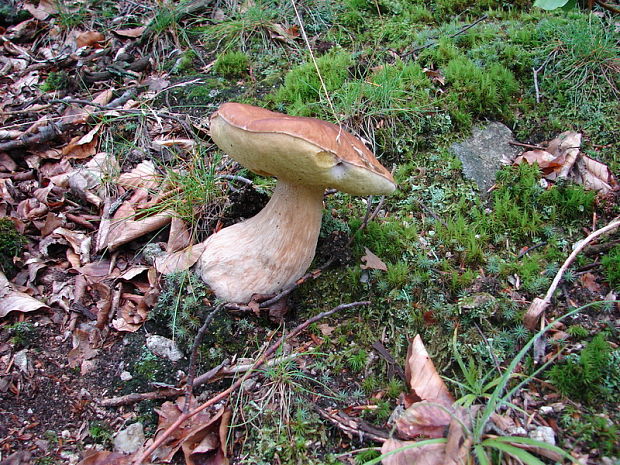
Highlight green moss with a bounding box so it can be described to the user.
[443,55,519,122]
[272,50,352,116]
[601,245,620,290]
[0,218,26,278]
[214,51,250,78]
[548,334,615,404]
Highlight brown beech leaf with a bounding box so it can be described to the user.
[395,403,453,439]
[77,450,136,465]
[155,243,207,275]
[67,328,99,372]
[0,272,48,318]
[360,247,387,271]
[23,0,58,20]
[406,335,454,407]
[381,439,446,465]
[167,216,191,252]
[76,31,105,48]
[153,396,228,465]
[573,154,618,193]
[579,272,601,293]
[62,125,102,159]
[113,26,146,38]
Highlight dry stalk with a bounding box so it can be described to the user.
[524,216,620,330]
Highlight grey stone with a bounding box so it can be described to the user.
[146,335,184,362]
[113,423,145,454]
[451,122,521,193]
[529,426,556,446]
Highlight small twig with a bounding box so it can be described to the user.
[406,15,488,56]
[133,301,370,465]
[508,141,546,151]
[517,242,547,259]
[315,407,388,443]
[524,217,620,329]
[595,0,620,13]
[183,304,223,413]
[216,174,253,185]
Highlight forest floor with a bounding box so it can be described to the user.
[0,0,619,464]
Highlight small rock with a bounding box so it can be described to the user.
[539,406,553,415]
[120,371,133,381]
[507,426,527,436]
[113,423,145,454]
[451,122,521,193]
[13,349,31,374]
[146,335,184,362]
[60,450,79,465]
[529,426,556,446]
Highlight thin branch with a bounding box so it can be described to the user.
[183,304,223,413]
[406,15,488,56]
[132,301,370,465]
[524,217,620,329]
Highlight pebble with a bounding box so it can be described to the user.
[120,371,133,381]
[146,335,184,362]
[539,406,553,415]
[113,423,145,454]
[529,426,556,446]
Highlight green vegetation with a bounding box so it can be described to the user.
[0,218,26,278]
[548,333,618,404]
[214,51,250,78]
[601,245,620,289]
[7,322,36,348]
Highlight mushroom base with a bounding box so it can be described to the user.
[195,180,324,303]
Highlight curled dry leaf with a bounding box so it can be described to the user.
[155,243,207,275]
[394,335,456,439]
[76,31,105,48]
[0,272,48,318]
[62,125,102,159]
[152,396,229,465]
[360,247,387,271]
[113,26,146,38]
[67,327,99,373]
[514,131,618,193]
[381,439,446,465]
[77,450,135,465]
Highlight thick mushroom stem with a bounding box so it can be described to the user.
[196,178,325,303]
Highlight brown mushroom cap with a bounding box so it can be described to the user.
[210,103,396,196]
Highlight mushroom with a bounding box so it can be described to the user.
[196,103,396,303]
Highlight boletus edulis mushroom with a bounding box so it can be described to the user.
[196,103,396,303]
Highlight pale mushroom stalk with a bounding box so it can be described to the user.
[197,179,324,303]
[195,103,396,304]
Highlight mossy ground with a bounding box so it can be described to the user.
[138,1,620,462]
[6,0,616,462]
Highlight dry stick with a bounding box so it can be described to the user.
[407,15,488,56]
[595,0,620,13]
[508,141,546,151]
[0,89,136,152]
[524,217,620,330]
[183,304,224,413]
[100,354,305,407]
[132,301,370,465]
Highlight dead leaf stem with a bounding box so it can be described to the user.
[524,216,620,329]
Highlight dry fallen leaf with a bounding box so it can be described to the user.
[360,247,388,271]
[381,439,446,465]
[155,243,207,275]
[113,26,146,38]
[0,272,49,318]
[153,396,229,465]
[514,131,618,194]
[76,31,105,48]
